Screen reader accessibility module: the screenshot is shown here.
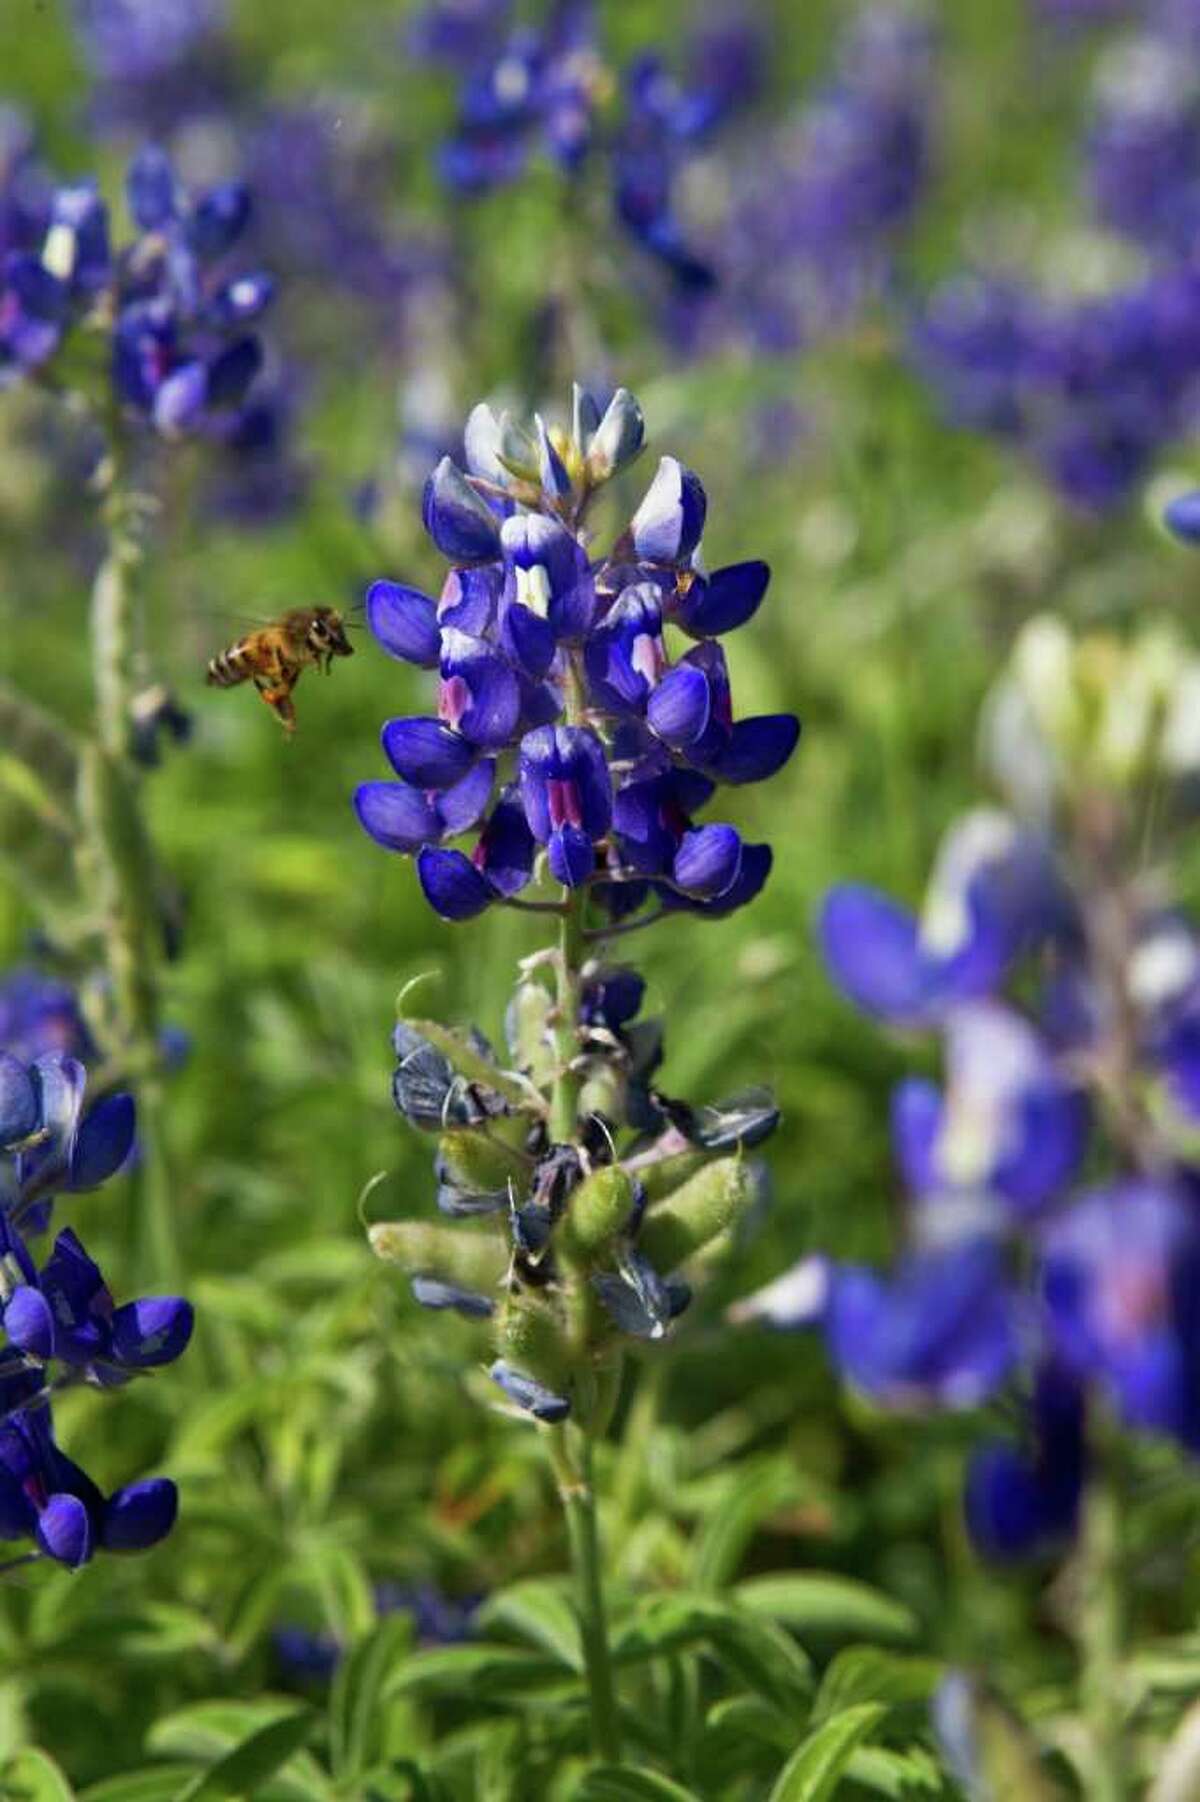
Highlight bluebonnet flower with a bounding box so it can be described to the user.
[356,383,799,929]
[1,141,272,443]
[0,969,96,1066]
[1085,37,1200,254]
[364,384,791,1425]
[667,6,938,357]
[913,256,1200,511]
[71,0,235,134]
[0,1051,190,1568]
[739,609,1200,1563]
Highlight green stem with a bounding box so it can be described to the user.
[550,894,585,1145]
[84,432,179,1286]
[550,1427,621,1762]
[1079,1453,1127,1802]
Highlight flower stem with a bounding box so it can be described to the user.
[549,1425,621,1762]
[550,893,585,1144]
[1079,1452,1128,1802]
[84,432,179,1286]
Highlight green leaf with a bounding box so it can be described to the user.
[172,1708,316,1802]
[476,1579,583,1672]
[767,1704,887,1802]
[382,1644,567,1702]
[575,1767,703,1801]
[0,1748,76,1801]
[735,1574,917,1644]
[329,1614,413,1782]
[81,1772,197,1802]
[813,1648,942,1723]
[614,1593,812,1716]
[690,1460,802,1591]
[843,1746,944,1799]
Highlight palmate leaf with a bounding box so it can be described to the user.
[767,1703,888,1802]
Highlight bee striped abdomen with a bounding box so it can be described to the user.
[206,641,252,687]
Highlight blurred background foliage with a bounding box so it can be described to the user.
[4,0,1200,1791]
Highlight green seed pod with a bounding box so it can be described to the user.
[368,1220,507,1293]
[632,1146,708,1203]
[496,1293,571,1389]
[578,1060,627,1127]
[506,979,556,1086]
[438,1129,530,1196]
[638,1156,754,1273]
[560,1165,637,1262]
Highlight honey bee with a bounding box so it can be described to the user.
[205,606,354,732]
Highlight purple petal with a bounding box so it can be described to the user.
[204,336,261,409]
[411,1276,495,1318]
[708,715,801,785]
[436,759,496,836]
[4,1286,54,1359]
[423,457,502,562]
[110,1296,194,1368]
[819,885,929,1024]
[438,631,521,748]
[416,848,493,921]
[890,1078,942,1196]
[354,782,439,853]
[152,361,208,436]
[1165,490,1200,544]
[475,788,535,897]
[629,456,707,564]
[676,560,770,637]
[672,824,743,898]
[36,1493,92,1567]
[647,664,711,749]
[0,1055,38,1146]
[366,581,441,667]
[548,825,595,887]
[382,717,476,790]
[69,1093,135,1190]
[487,1360,570,1422]
[101,1478,177,1552]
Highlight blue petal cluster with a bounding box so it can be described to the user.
[417,1,757,289]
[0,1052,191,1567]
[1,139,271,439]
[355,384,800,927]
[738,765,1200,1560]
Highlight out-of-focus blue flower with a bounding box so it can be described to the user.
[892,1001,1088,1219]
[965,1363,1085,1560]
[825,1238,1019,1411]
[1041,1177,1200,1449]
[1085,37,1200,253]
[356,383,799,928]
[0,970,96,1066]
[820,812,1061,1027]
[915,259,1200,511]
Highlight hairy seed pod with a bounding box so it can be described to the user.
[369,1220,507,1293]
[638,1157,755,1274]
